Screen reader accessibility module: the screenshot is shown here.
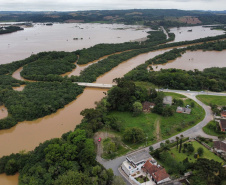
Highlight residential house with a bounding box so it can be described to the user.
[121,149,151,176]
[213,141,226,153]
[163,96,172,105]
[221,110,226,118]
[219,119,226,132]
[142,159,170,184]
[176,106,191,114]
[142,101,155,112]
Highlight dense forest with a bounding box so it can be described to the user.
[0,82,84,129]
[0,128,115,185]
[21,51,78,80]
[0,26,23,34]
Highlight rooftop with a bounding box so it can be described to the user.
[127,149,151,164]
[220,119,226,128]
[214,141,226,152]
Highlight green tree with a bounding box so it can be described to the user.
[176,136,179,150]
[54,170,91,185]
[4,159,18,175]
[133,101,143,116]
[112,176,126,185]
[123,127,145,143]
[187,143,195,154]
[149,146,154,152]
[197,147,204,156]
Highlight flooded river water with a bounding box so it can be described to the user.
[154,50,226,71]
[0,23,225,184]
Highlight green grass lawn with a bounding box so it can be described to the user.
[196,95,226,106]
[164,92,186,99]
[202,120,225,137]
[170,141,224,163]
[109,94,205,149]
[134,81,157,89]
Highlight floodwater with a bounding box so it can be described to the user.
[0,173,19,185]
[12,85,26,91]
[0,87,108,158]
[0,105,8,119]
[0,23,225,184]
[170,25,225,42]
[154,50,226,71]
[0,23,151,64]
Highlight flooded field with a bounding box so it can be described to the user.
[0,23,151,64]
[170,25,225,42]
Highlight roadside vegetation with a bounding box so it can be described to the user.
[197,95,226,107]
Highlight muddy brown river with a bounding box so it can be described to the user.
[0,23,225,184]
[154,50,226,71]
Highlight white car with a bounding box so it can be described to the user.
[187,90,190,92]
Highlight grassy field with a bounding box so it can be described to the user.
[109,93,205,149]
[170,141,224,163]
[134,81,157,89]
[196,95,226,106]
[203,120,225,137]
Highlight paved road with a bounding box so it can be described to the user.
[97,90,226,181]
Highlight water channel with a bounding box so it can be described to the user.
[0,23,225,184]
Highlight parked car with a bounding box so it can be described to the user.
[98,138,101,142]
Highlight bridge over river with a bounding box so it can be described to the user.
[75,82,115,89]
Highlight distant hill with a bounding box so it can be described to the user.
[0,9,226,28]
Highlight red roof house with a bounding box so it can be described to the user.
[142,101,155,112]
[221,110,226,118]
[152,168,170,184]
[142,159,170,184]
[219,119,226,132]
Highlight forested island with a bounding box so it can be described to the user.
[0,26,23,34]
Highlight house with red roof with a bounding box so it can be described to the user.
[142,159,170,184]
[221,110,226,118]
[219,119,226,132]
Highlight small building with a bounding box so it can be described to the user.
[121,149,151,176]
[142,101,155,112]
[163,96,172,105]
[214,141,226,153]
[176,106,191,114]
[221,110,226,118]
[142,159,170,184]
[219,119,226,132]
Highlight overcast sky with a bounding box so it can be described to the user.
[0,0,225,11]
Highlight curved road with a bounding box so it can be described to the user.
[97,90,226,179]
